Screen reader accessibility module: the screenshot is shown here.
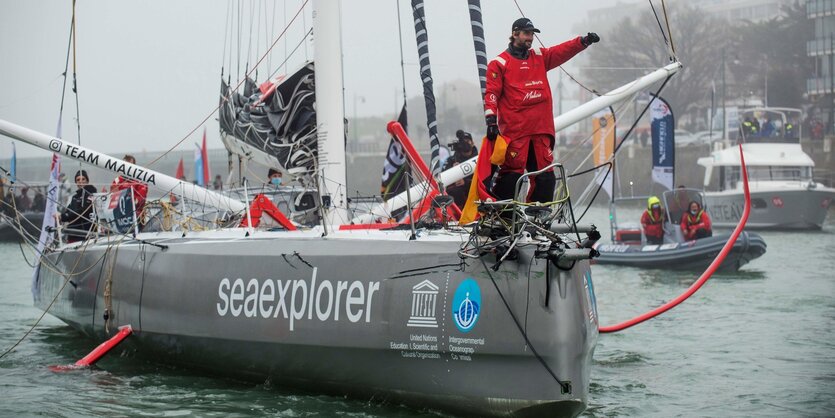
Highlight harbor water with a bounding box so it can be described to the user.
[1,206,833,417]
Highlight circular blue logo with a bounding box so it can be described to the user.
[452,278,481,333]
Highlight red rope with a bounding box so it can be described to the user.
[599,144,751,333]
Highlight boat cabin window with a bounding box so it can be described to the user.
[720,166,741,191]
[743,166,812,182]
[769,166,812,181]
[719,165,811,190]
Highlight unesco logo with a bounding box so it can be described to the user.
[48,139,61,152]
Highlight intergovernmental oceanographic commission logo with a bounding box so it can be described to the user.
[452,278,481,333]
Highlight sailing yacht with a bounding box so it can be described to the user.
[0,2,685,416]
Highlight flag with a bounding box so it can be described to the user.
[201,128,210,186]
[175,157,184,180]
[31,153,61,299]
[194,144,204,186]
[111,188,136,233]
[592,108,615,199]
[459,134,505,224]
[10,143,16,183]
[381,105,410,207]
[650,94,675,191]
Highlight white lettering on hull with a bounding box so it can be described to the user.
[216,268,380,331]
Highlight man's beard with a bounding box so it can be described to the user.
[514,39,531,50]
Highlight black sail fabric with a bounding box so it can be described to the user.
[219,63,317,177]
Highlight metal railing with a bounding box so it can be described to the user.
[511,162,568,234]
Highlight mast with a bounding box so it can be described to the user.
[466,0,487,97]
[410,0,443,180]
[0,119,247,213]
[313,0,349,226]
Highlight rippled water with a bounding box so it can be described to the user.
[1,207,834,417]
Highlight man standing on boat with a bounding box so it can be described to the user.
[484,18,599,202]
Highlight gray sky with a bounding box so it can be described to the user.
[0,0,622,159]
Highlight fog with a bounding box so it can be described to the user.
[0,0,621,159]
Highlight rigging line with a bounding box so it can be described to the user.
[396,0,408,109]
[558,93,634,165]
[263,0,270,73]
[511,0,598,96]
[576,75,673,216]
[302,0,309,60]
[57,6,74,136]
[146,0,310,168]
[255,0,263,73]
[267,27,312,80]
[574,162,612,223]
[283,0,288,60]
[222,0,232,75]
[474,239,571,394]
[0,232,104,360]
[567,161,613,179]
[269,1,277,74]
[648,0,674,62]
[0,74,62,110]
[245,0,255,75]
[661,0,676,56]
[71,0,82,152]
[613,78,671,157]
[237,0,242,82]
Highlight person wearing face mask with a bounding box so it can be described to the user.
[268,168,283,187]
[444,130,479,208]
[641,196,665,245]
[57,170,98,243]
[484,17,599,202]
[680,200,712,241]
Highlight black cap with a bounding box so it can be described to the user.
[268,168,281,177]
[74,170,89,181]
[455,130,473,141]
[512,17,540,33]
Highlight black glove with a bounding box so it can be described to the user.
[581,32,600,46]
[486,115,499,141]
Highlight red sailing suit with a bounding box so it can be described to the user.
[484,37,586,175]
[680,209,712,241]
[641,208,665,242]
[109,176,148,217]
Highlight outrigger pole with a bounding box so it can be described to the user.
[0,120,248,213]
[353,62,683,224]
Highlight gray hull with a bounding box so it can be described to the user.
[36,230,598,417]
[706,188,835,230]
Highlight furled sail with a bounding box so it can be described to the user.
[410,1,442,179]
[218,63,317,179]
[466,0,487,97]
